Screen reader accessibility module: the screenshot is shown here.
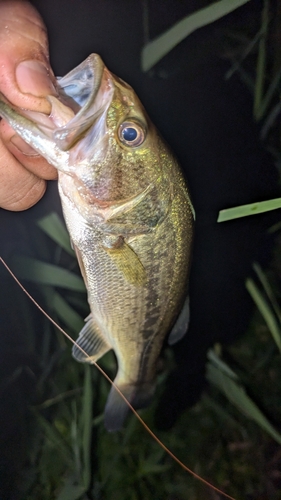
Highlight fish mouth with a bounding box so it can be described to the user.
[52,54,114,152]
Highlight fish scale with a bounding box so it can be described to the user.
[0,53,194,431]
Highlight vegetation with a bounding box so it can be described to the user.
[9,222,281,499]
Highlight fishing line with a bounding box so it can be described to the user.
[0,256,236,500]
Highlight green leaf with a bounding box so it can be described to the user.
[37,389,82,410]
[141,0,250,71]
[206,362,281,445]
[253,262,281,323]
[246,278,281,354]
[35,412,74,467]
[253,0,268,120]
[56,482,87,500]
[217,197,281,222]
[137,448,169,477]
[225,28,263,80]
[207,349,239,380]
[53,292,85,333]
[81,365,93,489]
[256,63,281,120]
[261,101,281,141]
[37,212,74,256]
[201,394,242,430]
[12,256,86,291]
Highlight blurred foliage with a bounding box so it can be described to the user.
[141,0,250,71]
[12,256,281,500]
[3,1,281,499]
[218,0,281,220]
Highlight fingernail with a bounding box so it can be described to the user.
[16,60,57,97]
[10,135,39,156]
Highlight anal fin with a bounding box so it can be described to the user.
[72,314,111,363]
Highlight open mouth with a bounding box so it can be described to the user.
[53,54,114,152]
[0,55,115,174]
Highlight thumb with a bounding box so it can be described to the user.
[0,0,57,114]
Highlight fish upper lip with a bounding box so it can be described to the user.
[52,54,110,152]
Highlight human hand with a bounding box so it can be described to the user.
[0,0,58,211]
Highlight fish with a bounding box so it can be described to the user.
[0,54,194,431]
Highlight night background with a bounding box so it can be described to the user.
[0,1,281,499]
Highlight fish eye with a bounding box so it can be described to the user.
[118,120,146,147]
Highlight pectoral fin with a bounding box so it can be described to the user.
[103,237,146,286]
[72,314,111,363]
[168,296,190,346]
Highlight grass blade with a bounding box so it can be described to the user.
[53,292,85,334]
[217,197,281,222]
[207,360,281,445]
[253,0,269,120]
[253,262,281,323]
[81,365,93,490]
[141,0,250,71]
[12,256,86,291]
[257,62,281,120]
[56,482,87,500]
[207,349,239,380]
[35,412,74,467]
[246,278,281,353]
[37,212,74,256]
[260,100,281,140]
[225,28,262,80]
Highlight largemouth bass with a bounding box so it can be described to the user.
[0,54,194,431]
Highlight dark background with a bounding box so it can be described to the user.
[0,1,280,498]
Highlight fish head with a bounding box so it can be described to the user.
[0,54,172,226]
[55,54,170,217]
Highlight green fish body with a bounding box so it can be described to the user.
[0,54,194,430]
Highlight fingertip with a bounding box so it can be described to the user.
[16,59,57,99]
[0,1,56,113]
[0,55,55,114]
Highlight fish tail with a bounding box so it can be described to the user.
[104,380,155,432]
